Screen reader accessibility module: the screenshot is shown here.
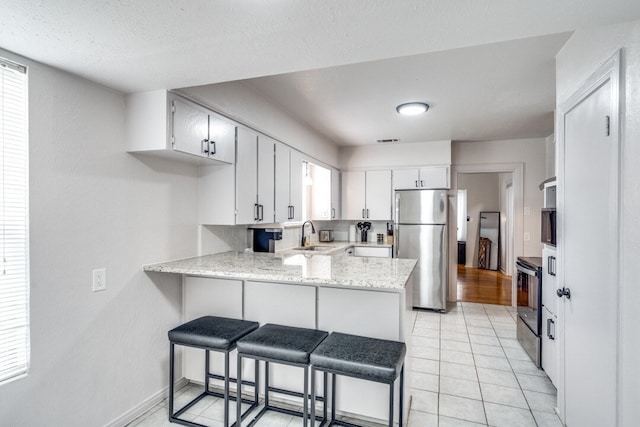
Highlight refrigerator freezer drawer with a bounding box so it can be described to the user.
[396,223,447,311]
[517,316,541,368]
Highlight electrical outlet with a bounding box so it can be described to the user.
[524,232,531,242]
[92,268,106,292]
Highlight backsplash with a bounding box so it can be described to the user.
[200,225,249,255]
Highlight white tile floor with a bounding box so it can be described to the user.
[128,302,562,427]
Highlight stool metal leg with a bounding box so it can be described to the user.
[399,366,404,427]
[310,367,316,424]
[331,373,336,423]
[236,353,242,427]
[303,366,309,427]
[169,343,175,420]
[388,380,394,427]
[264,361,270,408]
[205,350,210,393]
[323,372,328,423]
[224,351,230,427]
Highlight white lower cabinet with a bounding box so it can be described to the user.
[353,246,392,258]
[182,277,253,384]
[542,307,558,387]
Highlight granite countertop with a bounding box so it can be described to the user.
[143,251,416,292]
[276,240,393,255]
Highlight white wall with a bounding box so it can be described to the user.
[338,140,451,169]
[0,49,199,426]
[457,173,500,267]
[556,19,640,426]
[453,138,546,257]
[177,82,340,167]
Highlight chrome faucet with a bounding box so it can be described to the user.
[300,220,316,247]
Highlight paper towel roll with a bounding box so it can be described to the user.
[349,225,356,242]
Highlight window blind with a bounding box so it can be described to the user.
[0,57,29,385]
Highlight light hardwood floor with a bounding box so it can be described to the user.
[456,265,512,306]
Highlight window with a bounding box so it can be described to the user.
[0,57,29,385]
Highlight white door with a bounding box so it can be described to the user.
[341,171,366,220]
[274,142,291,223]
[365,170,392,220]
[392,168,419,190]
[289,150,304,222]
[257,135,275,223]
[331,168,341,220]
[172,98,208,158]
[235,127,258,224]
[560,57,619,426]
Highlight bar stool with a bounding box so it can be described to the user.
[168,316,260,427]
[310,332,406,427]
[236,323,329,426]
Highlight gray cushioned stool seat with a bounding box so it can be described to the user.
[168,316,259,351]
[236,323,328,363]
[310,332,406,383]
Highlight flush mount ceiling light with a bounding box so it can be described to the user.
[396,102,429,116]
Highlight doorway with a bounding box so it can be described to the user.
[450,165,523,307]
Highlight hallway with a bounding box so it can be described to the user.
[457,266,512,306]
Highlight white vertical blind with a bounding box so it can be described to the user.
[0,57,29,385]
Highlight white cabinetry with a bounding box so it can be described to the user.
[342,170,392,220]
[275,143,304,222]
[126,90,235,164]
[541,246,558,387]
[236,127,275,224]
[353,246,392,258]
[393,166,450,189]
[331,168,341,220]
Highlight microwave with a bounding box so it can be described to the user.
[541,208,556,246]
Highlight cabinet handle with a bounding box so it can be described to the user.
[420,180,424,187]
[331,208,336,219]
[366,208,370,218]
[254,203,259,221]
[258,204,264,221]
[209,139,216,156]
[548,256,557,276]
[415,180,419,187]
[290,205,295,220]
[547,318,555,340]
[201,138,209,154]
[362,209,365,219]
[288,206,291,220]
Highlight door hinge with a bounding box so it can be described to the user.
[606,115,610,136]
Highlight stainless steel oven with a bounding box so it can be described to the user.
[516,257,543,367]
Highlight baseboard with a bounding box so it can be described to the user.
[103,377,189,427]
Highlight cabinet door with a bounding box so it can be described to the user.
[274,142,291,223]
[331,168,341,220]
[257,135,275,223]
[236,127,258,224]
[341,171,366,220]
[542,247,558,314]
[541,308,558,387]
[172,98,209,158]
[393,168,420,190]
[289,149,304,222]
[419,166,450,189]
[365,170,392,220]
[353,246,391,258]
[207,112,235,164]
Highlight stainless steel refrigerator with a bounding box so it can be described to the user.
[395,189,448,311]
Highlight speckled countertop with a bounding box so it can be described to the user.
[143,251,416,292]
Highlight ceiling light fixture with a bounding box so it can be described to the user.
[396,102,429,116]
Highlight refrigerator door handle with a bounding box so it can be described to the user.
[395,226,399,257]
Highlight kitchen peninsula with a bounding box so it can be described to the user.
[144,251,417,422]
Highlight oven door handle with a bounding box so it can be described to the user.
[516,263,538,276]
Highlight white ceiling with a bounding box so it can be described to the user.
[2,1,640,145]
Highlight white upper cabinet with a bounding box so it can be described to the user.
[275,142,304,222]
[342,170,392,220]
[309,164,332,220]
[126,90,235,164]
[331,168,341,220]
[235,127,259,224]
[393,166,450,189]
[257,134,276,224]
